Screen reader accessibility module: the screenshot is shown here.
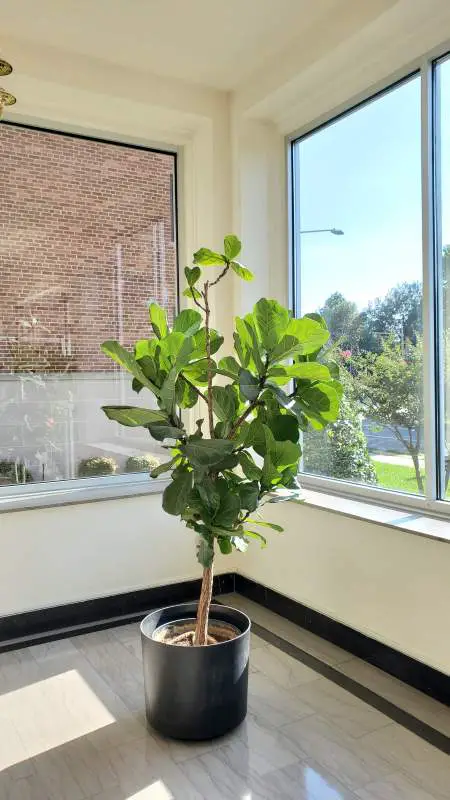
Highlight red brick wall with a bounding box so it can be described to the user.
[0,125,177,373]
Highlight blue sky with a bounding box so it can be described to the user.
[295,68,450,314]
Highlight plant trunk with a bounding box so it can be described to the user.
[410,449,424,493]
[194,562,214,645]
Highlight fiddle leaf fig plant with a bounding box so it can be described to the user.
[101,235,342,645]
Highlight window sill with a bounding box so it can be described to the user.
[0,475,169,514]
[299,486,450,544]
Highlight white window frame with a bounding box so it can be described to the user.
[0,123,180,512]
[288,43,450,521]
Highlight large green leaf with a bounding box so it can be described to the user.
[175,376,198,409]
[214,482,241,527]
[254,298,289,351]
[244,530,267,547]
[246,518,284,532]
[246,420,275,456]
[191,328,224,360]
[184,265,201,286]
[296,382,340,423]
[148,421,184,441]
[183,438,235,468]
[183,286,202,301]
[173,309,202,337]
[162,470,193,515]
[271,440,301,470]
[197,477,221,518]
[217,356,240,379]
[223,234,241,260]
[212,385,238,421]
[160,332,194,367]
[218,537,233,555]
[150,457,178,478]
[231,261,254,281]
[267,413,299,443]
[270,335,304,363]
[238,451,262,480]
[239,369,260,401]
[160,367,179,415]
[101,341,160,395]
[149,302,168,339]
[268,362,331,382]
[238,481,259,512]
[193,248,226,266]
[285,317,329,354]
[243,316,264,374]
[101,405,167,427]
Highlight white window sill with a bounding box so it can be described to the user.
[300,487,450,544]
[0,475,169,513]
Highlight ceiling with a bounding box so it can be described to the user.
[1,0,342,90]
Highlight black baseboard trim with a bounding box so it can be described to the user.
[235,574,450,707]
[0,572,235,653]
[1,571,448,709]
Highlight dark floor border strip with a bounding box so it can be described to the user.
[252,621,450,756]
[235,574,450,707]
[0,573,235,654]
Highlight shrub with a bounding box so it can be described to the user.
[0,459,34,485]
[77,456,118,478]
[125,454,160,474]
[303,396,376,484]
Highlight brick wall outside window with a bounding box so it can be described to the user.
[0,125,178,484]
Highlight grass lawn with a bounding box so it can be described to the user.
[373,460,424,494]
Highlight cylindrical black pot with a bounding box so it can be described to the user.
[140,602,251,740]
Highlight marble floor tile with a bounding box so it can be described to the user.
[281,714,393,791]
[248,669,315,727]
[262,759,360,799]
[294,677,391,738]
[356,770,443,800]
[251,642,320,688]
[360,724,450,800]
[337,657,450,737]
[111,622,143,662]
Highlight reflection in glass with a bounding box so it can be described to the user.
[0,126,177,485]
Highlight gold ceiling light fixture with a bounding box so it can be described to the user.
[0,58,16,119]
[0,58,13,77]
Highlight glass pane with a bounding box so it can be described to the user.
[293,76,424,495]
[436,56,450,500]
[0,126,177,486]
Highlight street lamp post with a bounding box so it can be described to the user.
[299,228,344,236]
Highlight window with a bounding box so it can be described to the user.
[291,61,450,514]
[0,124,177,494]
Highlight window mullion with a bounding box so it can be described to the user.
[421,60,439,501]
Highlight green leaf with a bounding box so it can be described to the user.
[243,316,264,374]
[184,266,201,286]
[268,413,299,443]
[296,382,340,423]
[101,341,160,395]
[239,369,260,401]
[285,317,329,354]
[261,454,280,486]
[193,247,226,266]
[246,519,284,532]
[214,492,241,528]
[246,421,275,456]
[238,451,262,480]
[230,261,254,281]
[269,362,331,383]
[183,438,235,468]
[175,376,198,409]
[254,298,289,351]
[223,234,242,260]
[231,536,248,553]
[150,457,177,478]
[101,405,167,427]
[148,422,184,441]
[238,481,259,512]
[191,328,224,360]
[217,356,240,379]
[160,367,178,415]
[149,302,168,339]
[173,309,202,337]
[270,335,304,362]
[271,440,301,470]
[218,537,233,555]
[244,530,267,547]
[197,477,221,517]
[233,331,250,368]
[162,470,193,515]
[212,385,238,421]
[197,536,214,567]
[183,286,202,301]
[132,378,144,394]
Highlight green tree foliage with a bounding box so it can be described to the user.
[351,337,424,492]
[101,235,342,643]
[366,281,422,348]
[303,395,376,484]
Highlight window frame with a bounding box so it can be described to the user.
[288,45,450,521]
[0,121,180,511]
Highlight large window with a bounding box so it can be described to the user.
[291,61,450,513]
[0,125,177,494]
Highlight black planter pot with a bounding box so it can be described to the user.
[140,602,251,740]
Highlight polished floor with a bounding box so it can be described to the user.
[0,593,449,799]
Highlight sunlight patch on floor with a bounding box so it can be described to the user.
[127,781,173,799]
[0,669,116,770]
